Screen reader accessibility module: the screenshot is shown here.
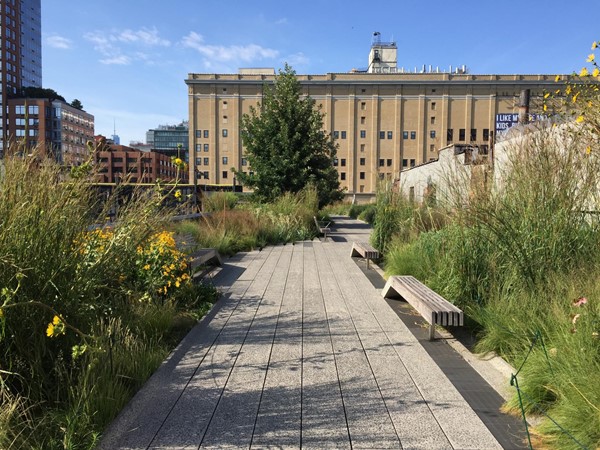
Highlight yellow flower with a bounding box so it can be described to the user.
[46,323,55,337]
[175,280,181,288]
[593,41,598,50]
[143,264,151,270]
[566,85,572,95]
[586,146,592,155]
[52,315,61,325]
[587,54,595,63]
[593,68,600,78]
[543,104,548,112]
[580,67,589,77]
[572,92,579,103]
[576,115,585,123]
[174,157,183,166]
[544,92,550,99]
[555,89,561,94]
[174,190,182,199]
[554,74,561,82]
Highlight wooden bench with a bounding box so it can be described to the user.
[381,275,463,340]
[189,248,222,281]
[350,241,380,269]
[313,216,331,241]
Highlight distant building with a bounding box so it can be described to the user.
[111,134,121,145]
[0,0,42,156]
[94,139,188,184]
[186,35,562,199]
[146,121,189,161]
[6,97,94,166]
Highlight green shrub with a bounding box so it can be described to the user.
[202,191,239,212]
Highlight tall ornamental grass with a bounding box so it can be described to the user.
[0,151,218,448]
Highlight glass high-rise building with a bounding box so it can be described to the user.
[0,0,42,156]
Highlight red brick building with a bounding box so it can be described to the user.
[94,139,189,184]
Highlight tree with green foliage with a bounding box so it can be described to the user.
[70,99,84,110]
[17,86,66,102]
[235,64,343,207]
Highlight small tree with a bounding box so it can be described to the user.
[236,64,342,207]
[70,99,84,110]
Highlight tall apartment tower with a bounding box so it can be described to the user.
[0,0,42,156]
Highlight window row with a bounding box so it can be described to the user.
[447,128,490,142]
[194,129,228,138]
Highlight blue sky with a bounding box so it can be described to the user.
[42,0,597,145]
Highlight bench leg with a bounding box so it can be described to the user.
[429,324,436,341]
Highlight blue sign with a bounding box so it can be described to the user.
[495,113,546,134]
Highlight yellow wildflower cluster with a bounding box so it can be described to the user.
[46,315,66,338]
[542,39,600,142]
[136,231,191,298]
[171,156,187,171]
[74,227,114,258]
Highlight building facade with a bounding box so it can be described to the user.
[95,144,189,184]
[0,0,42,156]
[6,98,94,165]
[186,46,561,198]
[146,121,189,161]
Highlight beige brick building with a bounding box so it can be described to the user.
[186,44,560,199]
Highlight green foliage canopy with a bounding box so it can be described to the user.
[236,64,343,207]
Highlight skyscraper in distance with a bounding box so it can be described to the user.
[0,0,42,156]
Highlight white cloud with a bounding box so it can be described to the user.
[116,27,170,47]
[181,32,279,63]
[99,55,131,65]
[285,52,310,68]
[46,35,73,49]
[84,27,170,65]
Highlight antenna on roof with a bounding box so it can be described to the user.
[372,31,381,45]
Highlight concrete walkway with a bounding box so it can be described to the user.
[99,217,505,449]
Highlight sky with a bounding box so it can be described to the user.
[42,0,598,145]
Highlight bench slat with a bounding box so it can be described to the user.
[381,275,464,338]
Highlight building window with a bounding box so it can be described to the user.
[340,172,346,180]
[195,144,201,152]
[447,129,453,142]
[459,129,466,141]
[196,130,202,138]
[470,129,477,141]
[333,158,338,166]
[430,130,436,138]
[204,130,209,138]
[483,128,490,141]
[222,156,228,165]
[223,101,228,109]
[431,116,436,125]
[222,171,228,179]
[361,116,366,125]
[242,157,247,166]
[403,131,408,139]
[203,171,209,179]
[361,102,366,110]
[222,129,228,137]
[333,131,339,139]
[387,131,393,139]
[360,158,365,165]
[387,159,392,166]
[359,172,365,180]
[28,105,39,115]
[195,157,202,165]
[360,130,366,138]
[379,131,385,139]
[341,131,347,139]
[430,144,435,152]
[204,144,209,152]
[410,131,416,140]
[431,102,437,110]
[223,116,228,124]
[360,144,365,152]
[410,159,416,167]
[203,157,209,165]
[402,159,408,168]
[15,105,25,115]
[341,159,346,167]
[379,159,384,167]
